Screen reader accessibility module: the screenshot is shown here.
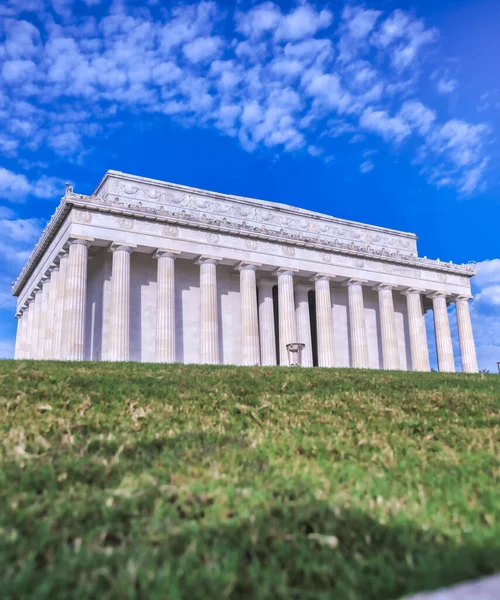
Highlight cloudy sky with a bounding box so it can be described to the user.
[1,0,499,369]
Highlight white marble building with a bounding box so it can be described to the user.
[13,170,478,372]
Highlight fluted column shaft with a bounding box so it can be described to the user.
[199,258,219,364]
[63,240,89,361]
[404,289,430,372]
[44,268,58,360]
[109,245,132,362]
[315,275,335,368]
[258,279,277,366]
[53,253,68,360]
[239,264,260,366]
[20,310,28,359]
[14,315,22,359]
[295,284,313,367]
[37,278,49,360]
[28,293,39,360]
[347,280,369,369]
[155,251,176,363]
[455,296,478,373]
[277,270,297,366]
[376,285,400,370]
[431,293,455,373]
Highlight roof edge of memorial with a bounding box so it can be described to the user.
[96,170,418,240]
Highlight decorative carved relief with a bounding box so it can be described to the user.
[354,258,365,268]
[206,232,220,244]
[282,246,295,257]
[74,210,92,223]
[118,217,134,230]
[382,263,394,274]
[438,273,447,283]
[162,224,179,238]
[320,252,332,263]
[245,239,258,250]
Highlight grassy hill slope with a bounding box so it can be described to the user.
[0,361,499,599]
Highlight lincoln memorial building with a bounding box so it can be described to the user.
[13,170,478,372]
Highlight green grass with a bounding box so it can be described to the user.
[0,361,499,599]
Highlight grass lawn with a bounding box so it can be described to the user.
[0,361,499,599]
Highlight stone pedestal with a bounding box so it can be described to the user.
[155,251,177,363]
[314,275,335,368]
[239,264,260,366]
[455,295,478,373]
[276,269,297,366]
[199,257,219,364]
[403,289,430,372]
[430,292,455,373]
[375,284,400,370]
[63,239,90,361]
[346,280,369,369]
[109,245,133,362]
[257,279,277,366]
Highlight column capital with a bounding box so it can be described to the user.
[110,242,136,253]
[273,267,298,277]
[455,294,473,303]
[401,287,426,297]
[154,249,180,260]
[236,262,261,272]
[344,278,367,287]
[373,283,396,292]
[197,255,220,266]
[312,273,335,282]
[68,235,94,247]
[427,290,450,300]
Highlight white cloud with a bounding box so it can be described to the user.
[360,159,374,173]
[468,259,500,371]
[275,5,333,41]
[0,167,62,202]
[236,2,281,38]
[359,107,411,143]
[437,77,457,94]
[399,100,436,134]
[183,35,222,63]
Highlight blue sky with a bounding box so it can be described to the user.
[1,0,499,369]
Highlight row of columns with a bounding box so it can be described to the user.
[14,241,478,373]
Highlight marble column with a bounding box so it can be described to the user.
[14,314,22,359]
[295,283,313,367]
[155,250,177,363]
[238,263,260,366]
[27,294,38,360]
[403,288,430,372]
[455,295,478,373]
[20,308,29,359]
[53,252,68,360]
[257,278,277,366]
[276,269,298,366]
[314,275,335,368]
[63,239,90,361]
[430,292,455,373]
[375,284,400,370]
[109,244,133,362]
[346,279,369,369]
[44,266,58,360]
[198,257,219,364]
[31,289,42,359]
[37,276,49,359]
